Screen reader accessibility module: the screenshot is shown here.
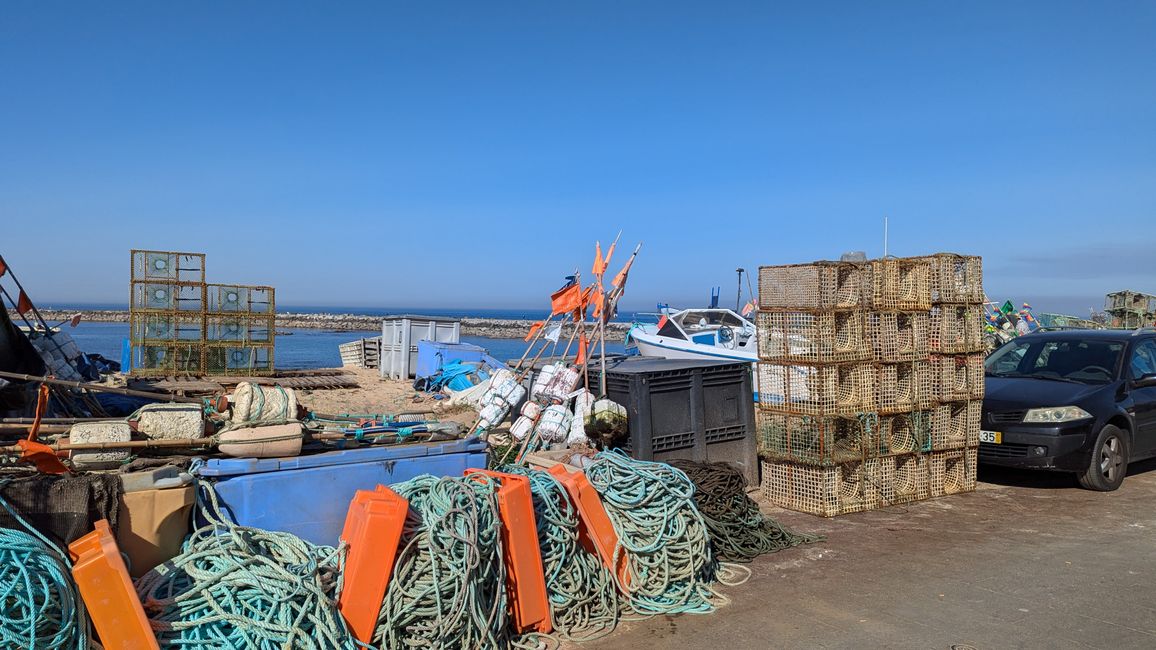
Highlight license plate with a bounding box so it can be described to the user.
[979,430,1002,444]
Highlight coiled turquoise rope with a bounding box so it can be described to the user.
[498,465,620,641]
[374,474,511,649]
[0,487,90,650]
[134,481,356,649]
[585,451,722,616]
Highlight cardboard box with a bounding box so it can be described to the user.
[116,486,195,578]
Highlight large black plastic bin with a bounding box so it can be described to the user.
[589,357,759,485]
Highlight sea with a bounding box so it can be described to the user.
[45,304,633,370]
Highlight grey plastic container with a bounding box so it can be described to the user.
[589,357,759,485]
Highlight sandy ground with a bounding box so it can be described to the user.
[295,367,479,428]
[584,461,1156,650]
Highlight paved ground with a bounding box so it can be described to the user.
[585,460,1156,650]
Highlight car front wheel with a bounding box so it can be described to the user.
[1077,424,1129,491]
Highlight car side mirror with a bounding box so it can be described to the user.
[1135,373,1156,388]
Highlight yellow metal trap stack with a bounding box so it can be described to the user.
[757,254,983,516]
[128,250,276,376]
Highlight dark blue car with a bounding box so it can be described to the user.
[981,328,1156,491]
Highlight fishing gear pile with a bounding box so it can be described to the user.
[374,474,510,649]
[134,483,355,649]
[668,459,824,562]
[0,492,90,650]
[499,464,620,641]
[585,451,720,615]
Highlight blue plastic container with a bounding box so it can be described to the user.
[196,438,488,545]
[415,340,489,378]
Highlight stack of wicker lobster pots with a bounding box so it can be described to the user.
[755,254,985,516]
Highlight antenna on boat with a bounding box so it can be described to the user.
[735,268,745,312]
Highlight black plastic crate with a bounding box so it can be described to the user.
[589,357,758,485]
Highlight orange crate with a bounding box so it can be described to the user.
[69,519,159,650]
[546,465,629,589]
[338,485,409,644]
[464,469,552,634]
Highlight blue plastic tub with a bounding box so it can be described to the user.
[196,438,488,545]
[415,340,490,378]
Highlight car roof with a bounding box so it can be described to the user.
[1018,329,1144,344]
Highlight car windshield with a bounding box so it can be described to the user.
[985,337,1124,384]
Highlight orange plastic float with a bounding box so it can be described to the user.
[464,468,552,634]
[337,485,409,644]
[68,519,159,649]
[546,465,629,588]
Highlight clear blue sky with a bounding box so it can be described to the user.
[2,2,1154,315]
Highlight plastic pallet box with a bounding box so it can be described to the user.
[415,340,489,379]
[588,357,758,486]
[196,438,488,546]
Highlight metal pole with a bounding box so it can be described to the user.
[736,268,744,312]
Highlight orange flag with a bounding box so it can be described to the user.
[603,241,616,271]
[550,280,582,315]
[16,290,33,316]
[524,321,544,342]
[575,330,588,366]
[591,288,605,320]
[593,242,606,277]
[612,256,633,289]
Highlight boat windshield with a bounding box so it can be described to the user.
[678,311,746,330]
[986,337,1124,384]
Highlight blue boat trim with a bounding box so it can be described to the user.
[634,336,755,363]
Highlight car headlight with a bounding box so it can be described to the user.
[1023,406,1092,423]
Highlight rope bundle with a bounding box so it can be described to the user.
[585,451,720,616]
[0,492,89,650]
[375,474,510,649]
[667,459,824,562]
[498,465,619,641]
[134,482,355,648]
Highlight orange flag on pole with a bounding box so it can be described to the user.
[16,290,33,316]
[524,321,544,342]
[593,242,606,277]
[550,278,582,315]
[611,257,633,289]
[575,330,588,366]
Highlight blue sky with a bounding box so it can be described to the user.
[2,2,1153,315]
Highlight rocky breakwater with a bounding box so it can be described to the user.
[14,309,633,340]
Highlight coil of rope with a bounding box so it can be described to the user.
[373,473,512,649]
[498,464,620,642]
[134,480,355,649]
[667,459,824,562]
[584,451,723,616]
[0,486,90,650]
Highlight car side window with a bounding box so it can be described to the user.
[1129,339,1156,380]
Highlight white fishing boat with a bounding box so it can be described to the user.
[625,308,758,363]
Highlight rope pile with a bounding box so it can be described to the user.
[499,464,619,641]
[374,474,510,649]
[0,491,90,649]
[134,482,355,648]
[585,451,720,615]
[667,459,824,562]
